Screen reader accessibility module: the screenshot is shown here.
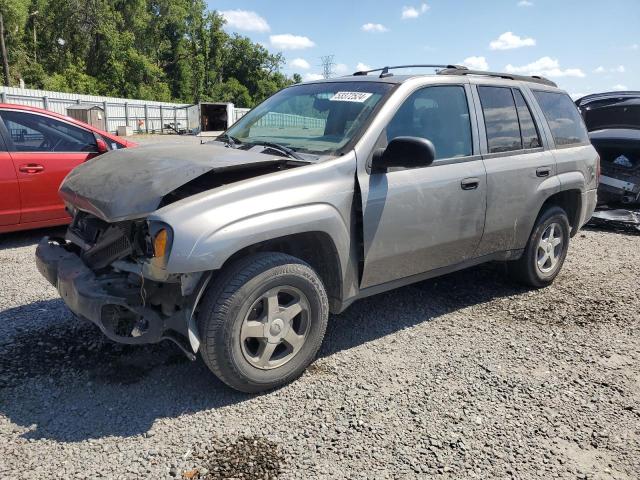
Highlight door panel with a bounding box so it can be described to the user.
[475,150,558,256]
[0,152,20,226]
[472,85,559,255]
[360,159,487,288]
[359,84,486,288]
[11,152,92,222]
[0,109,98,223]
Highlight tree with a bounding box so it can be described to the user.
[0,0,297,105]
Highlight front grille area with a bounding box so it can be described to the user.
[69,212,142,270]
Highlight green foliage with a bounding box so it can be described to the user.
[0,0,300,106]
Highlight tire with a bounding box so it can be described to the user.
[198,252,329,393]
[508,206,571,288]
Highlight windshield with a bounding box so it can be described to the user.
[225,81,393,155]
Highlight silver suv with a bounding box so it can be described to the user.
[36,65,598,392]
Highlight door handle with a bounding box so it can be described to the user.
[461,177,479,190]
[536,166,551,178]
[19,164,45,174]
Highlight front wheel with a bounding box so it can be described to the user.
[508,206,571,288]
[198,252,329,393]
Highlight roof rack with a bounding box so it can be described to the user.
[353,64,467,78]
[437,67,557,87]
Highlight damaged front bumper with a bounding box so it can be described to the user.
[36,237,206,358]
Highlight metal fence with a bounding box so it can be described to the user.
[254,111,326,130]
[0,87,324,135]
[0,86,191,134]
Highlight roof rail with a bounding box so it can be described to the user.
[437,67,557,87]
[353,64,467,78]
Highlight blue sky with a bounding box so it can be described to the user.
[207,0,639,98]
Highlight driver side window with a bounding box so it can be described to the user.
[0,110,97,153]
[386,85,473,160]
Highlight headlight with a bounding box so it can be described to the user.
[147,222,173,267]
[153,229,169,258]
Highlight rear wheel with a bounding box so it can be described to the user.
[198,252,329,393]
[508,206,570,287]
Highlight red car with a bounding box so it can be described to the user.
[0,103,137,234]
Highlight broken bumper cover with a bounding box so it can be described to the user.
[36,237,166,345]
[588,208,640,232]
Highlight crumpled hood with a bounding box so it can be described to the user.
[59,143,289,221]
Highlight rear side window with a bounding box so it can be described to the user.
[478,86,521,153]
[533,91,589,146]
[513,90,541,149]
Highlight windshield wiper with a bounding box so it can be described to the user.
[247,141,304,160]
[217,133,242,147]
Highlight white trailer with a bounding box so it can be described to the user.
[186,102,235,137]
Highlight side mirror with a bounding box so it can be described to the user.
[370,136,435,173]
[95,138,109,154]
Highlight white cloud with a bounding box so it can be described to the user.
[570,92,587,100]
[612,84,628,91]
[490,31,536,50]
[593,65,625,74]
[505,57,585,78]
[401,3,429,19]
[270,34,316,50]
[361,23,388,33]
[334,63,350,75]
[517,0,534,6]
[630,44,639,50]
[303,73,324,82]
[289,58,310,70]
[356,62,372,72]
[220,10,270,33]
[461,56,489,71]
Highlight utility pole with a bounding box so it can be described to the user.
[0,13,9,86]
[30,11,39,63]
[320,55,335,79]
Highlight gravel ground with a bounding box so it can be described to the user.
[0,227,639,479]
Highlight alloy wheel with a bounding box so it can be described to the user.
[536,222,563,274]
[240,286,311,370]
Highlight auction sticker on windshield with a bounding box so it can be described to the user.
[330,92,373,102]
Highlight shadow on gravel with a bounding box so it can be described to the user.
[0,262,525,442]
[320,262,524,357]
[0,301,250,442]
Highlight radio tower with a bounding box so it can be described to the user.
[320,55,335,79]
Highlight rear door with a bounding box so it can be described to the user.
[472,83,560,256]
[0,132,20,226]
[0,109,100,223]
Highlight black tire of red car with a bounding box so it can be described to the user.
[508,206,571,288]
[198,252,329,393]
